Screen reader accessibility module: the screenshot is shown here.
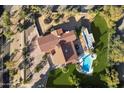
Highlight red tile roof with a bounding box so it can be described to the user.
[38,34,59,52]
[38,29,78,65]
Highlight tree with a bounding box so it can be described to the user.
[102,6,124,29]
[34,63,43,73]
[88,6,123,28]
[1,10,13,39]
[88,10,98,22]
[109,35,124,63]
[1,10,15,40]
[5,61,17,70]
[5,61,18,79]
[30,5,43,15]
[19,10,27,21]
[100,69,120,88]
[68,74,80,87]
[42,6,52,17]
[3,28,14,39]
[1,11,11,28]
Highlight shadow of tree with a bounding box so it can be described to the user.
[47,84,74,88]
[72,69,106,88]
[3,70,10,88]
[23,20,34,30]
[91,22,101,46]
[48,16,91,32]
[35,17,44,36]
[43,71,63,88]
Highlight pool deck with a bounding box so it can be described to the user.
[78,53,96,74]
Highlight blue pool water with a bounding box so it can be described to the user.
[79,54,93,73]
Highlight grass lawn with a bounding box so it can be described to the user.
[47,64,106,88]
[91,14,109,73]
[47,64,75,88]
[47,65,75,87]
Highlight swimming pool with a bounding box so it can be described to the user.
[79,53,96,74]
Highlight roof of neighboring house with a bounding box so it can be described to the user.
[38,29,78,65]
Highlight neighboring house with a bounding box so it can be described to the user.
[38,29,78,66]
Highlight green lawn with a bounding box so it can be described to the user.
[47,64,106,88]
[91,14,109,73]
[47,64,75,87]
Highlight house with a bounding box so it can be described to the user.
[38,29,78,66]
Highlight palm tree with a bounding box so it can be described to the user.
[5,60,18,80]
[5,61,17,70]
